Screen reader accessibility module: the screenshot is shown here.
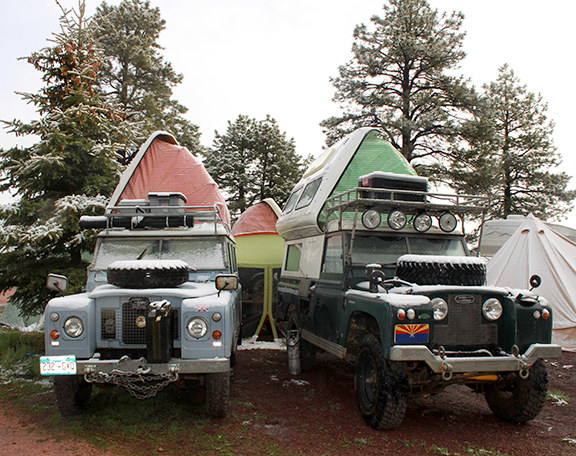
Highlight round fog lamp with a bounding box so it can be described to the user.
[439,212,457,232]
[64,316,84,338]
[483,298,503,321]
[431,297,448,321]
[388,210,407,230]
[413,213,432,232]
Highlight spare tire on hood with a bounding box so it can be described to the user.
[107,259,189,289]
[395,254,487,286]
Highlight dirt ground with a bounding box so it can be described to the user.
[2,344,576,456]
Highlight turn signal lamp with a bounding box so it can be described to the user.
[50,330,60,340]
[542,308,551,319]
[212,330,222,340]
[397,309,406,320]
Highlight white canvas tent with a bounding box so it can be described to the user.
[487,214,576,351]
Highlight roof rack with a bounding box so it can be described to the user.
[80,204,231,235]
[324,187,489,232]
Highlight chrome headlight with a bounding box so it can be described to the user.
[187,317,208,339]
[64,316,84,338]
[483,298,503,321]
[431,297,448,321]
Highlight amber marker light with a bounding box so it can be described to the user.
[212,330,222,340]
[397,309,406,320]
[50,330,60,340]
[542,308,551,319]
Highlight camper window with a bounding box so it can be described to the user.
[285,243,303,272]
[295,178,322,210]
[282,188,303,214]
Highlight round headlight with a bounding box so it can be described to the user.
[187,317,208,339]
[431,297,448,321]
[439,212,457,232]
[483,298,503,321]
[388,210,407,230]
[64,316,84,338]
[413,213,432,232]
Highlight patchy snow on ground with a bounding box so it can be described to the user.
[239,335,286,351]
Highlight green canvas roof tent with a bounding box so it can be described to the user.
[232,199,284,339]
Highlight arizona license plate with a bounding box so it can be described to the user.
[39,355,77,375]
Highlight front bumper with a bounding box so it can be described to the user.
[389,343,562,376]
[78,357,230,375]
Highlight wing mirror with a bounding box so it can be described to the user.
[529,274,542,291]
[46,273,69,293]
[215,274,239,291]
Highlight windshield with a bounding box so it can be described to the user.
[92,237,227,270]
[351,234,467,266]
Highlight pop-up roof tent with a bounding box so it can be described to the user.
[487,214,576,351]
[276,128,418,241]
[231,199,284,339]
[109,131,230,226]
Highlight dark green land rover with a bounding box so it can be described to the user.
[275,128,562,429]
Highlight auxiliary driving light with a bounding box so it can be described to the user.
[387,210,407,230]
[413,212,432,232]
[438,212,457,232]
[361,209,381,229]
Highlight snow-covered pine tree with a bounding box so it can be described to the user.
[0,1,142,315]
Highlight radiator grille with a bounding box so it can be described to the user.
[99,297,179,345]
[434,295,498,347]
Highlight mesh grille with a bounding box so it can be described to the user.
[101,309,117,340]
[99,297,181,345]
[434,295,498,347]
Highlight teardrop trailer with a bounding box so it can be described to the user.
[39,132,242,418]
[275,128,562,429]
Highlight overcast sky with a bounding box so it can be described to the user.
[1,0,575,224]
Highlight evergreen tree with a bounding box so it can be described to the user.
[95,0,202,158]
[204,115,309,218]
[446,65,575,221]
[321,0,478,164]
[0,1,142,315]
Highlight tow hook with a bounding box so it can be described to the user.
[440,361,453,381]
[511,345,530,379]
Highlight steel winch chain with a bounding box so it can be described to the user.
[84,356,179,400]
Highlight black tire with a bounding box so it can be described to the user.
[354,334,409,429]
[54,375,92,416]
[287,312,316,371]
[107,260,189,289]
[484,359,548,423]
[396,255,486,286]
[206,372,230,418]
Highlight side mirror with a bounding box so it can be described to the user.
[366,264,385,293]
[215,274,239,291]
[529,274,542,290]
[47,273,69,293]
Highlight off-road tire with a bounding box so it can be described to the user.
[396,255,486,286]
[54,375,92,416]
[287,312,316,371]
[206,372,230,418]
[484,359,548,423]
[107,260,189,289]
[355,334,409,429]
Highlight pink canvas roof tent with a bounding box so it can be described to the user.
[109,131,230,227]
[231,199,284,339]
